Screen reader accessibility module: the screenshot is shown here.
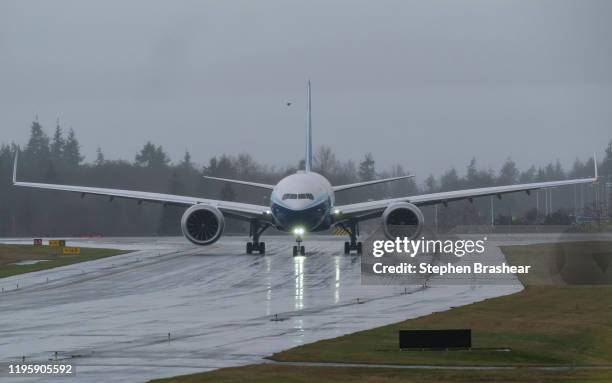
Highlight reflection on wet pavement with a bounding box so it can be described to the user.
[0,236,523,383]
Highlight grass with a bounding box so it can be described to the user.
[150,241,612,383]
[0,243,127,279]
[268,286,612,367]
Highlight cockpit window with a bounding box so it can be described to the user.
[282,193,314,200]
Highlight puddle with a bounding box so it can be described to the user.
[12,260,50,266]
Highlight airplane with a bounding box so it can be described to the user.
[12,81,599,256]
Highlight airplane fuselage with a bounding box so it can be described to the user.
[270,171,334,233]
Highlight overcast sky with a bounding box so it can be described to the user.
[1,0,611,179]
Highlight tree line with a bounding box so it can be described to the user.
[0,119,611,237]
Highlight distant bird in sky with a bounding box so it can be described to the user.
[286,102,292,106]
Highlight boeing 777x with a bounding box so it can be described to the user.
[13,81,598,256]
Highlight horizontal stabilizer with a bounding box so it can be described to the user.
[202,175,274,190]
[332,175,415,192]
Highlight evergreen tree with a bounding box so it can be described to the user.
[498,158,519,185]
[425,174,437,193]
[519,165,536,183]
[358,153,376,181]
[466,157,478,187]
[440,168,459,191]
[63,128,84,166]
[541,160,565,180]
[603,140,612,176]
[203,156,219,175]
[553,160,565,180]
[0,144,11,167]
[464,157,495,188]
[95,147,105,166]
[536,166,547,182]
[24,119,50,168]
[50,121,65,164]
[135,141,170,168]
[180,150,193,170]
[569,158,587,178]
[201,154,237,178]
[216,155,236,177]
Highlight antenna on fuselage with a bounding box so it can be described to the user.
[305,79,312,172]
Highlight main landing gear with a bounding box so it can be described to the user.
[339,220,362,255]
[246,220,270,255]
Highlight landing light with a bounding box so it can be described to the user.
[293,227,305,236]
[333,209,340,215]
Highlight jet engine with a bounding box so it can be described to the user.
[181,205,225,245]
[381,202,424,240]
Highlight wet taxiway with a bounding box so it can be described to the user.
[0,235,527,382]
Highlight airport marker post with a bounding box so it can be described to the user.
[48,239,66,247]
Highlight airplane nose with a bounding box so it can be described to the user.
[272,203,326,231]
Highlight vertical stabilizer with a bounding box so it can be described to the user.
[305,80,312,172]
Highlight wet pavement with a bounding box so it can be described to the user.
[0,235,530,382]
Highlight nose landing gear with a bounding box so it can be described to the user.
[293,235,306,256]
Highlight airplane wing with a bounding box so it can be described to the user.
[12,153,270,221]
[332,175,415,192]
[334,176,598,222]
[202,175,274,190]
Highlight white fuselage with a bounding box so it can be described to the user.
[270,171,334,232]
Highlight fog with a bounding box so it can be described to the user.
[1,0,611,177]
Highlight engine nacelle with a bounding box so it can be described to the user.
[181,205,225,245]
[382,202,424,240]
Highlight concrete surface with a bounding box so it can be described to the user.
[0,235,537,382]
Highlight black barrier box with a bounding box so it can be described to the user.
[399,329,471,349]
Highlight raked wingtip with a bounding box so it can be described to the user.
[12,150,18,184]
[593,152,598,182]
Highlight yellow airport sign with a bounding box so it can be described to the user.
[49,239,66,247]
[62,247,81,255]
